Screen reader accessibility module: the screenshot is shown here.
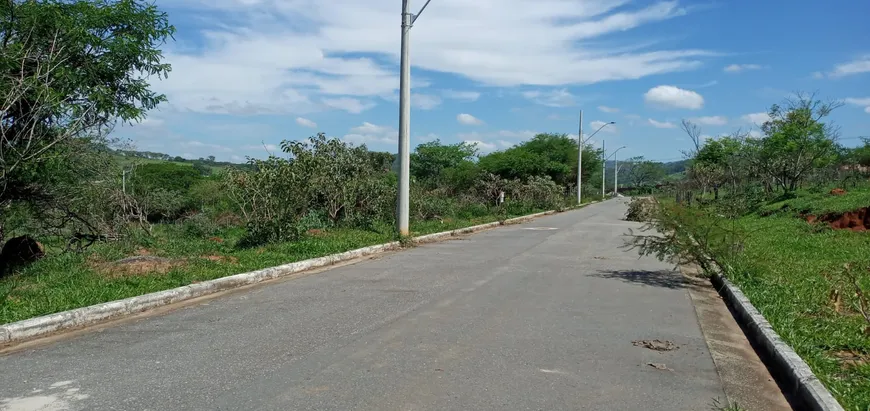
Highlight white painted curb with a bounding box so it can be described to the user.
[0,203,596,346]
[711,273,844,411]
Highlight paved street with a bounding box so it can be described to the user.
[1,200,728,410]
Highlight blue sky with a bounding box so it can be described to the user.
[121,0,870,163]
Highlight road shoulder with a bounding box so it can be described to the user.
[682,264,794,411]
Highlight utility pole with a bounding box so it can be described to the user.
[614,150,619,195]
[396,0,412,236]
[601,139,606,200]
[396,0,433,236]
[576,110,583,204]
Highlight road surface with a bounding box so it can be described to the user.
[1,200,729,410]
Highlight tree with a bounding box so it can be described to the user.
[478,133,597,188]
[410,140,477,183]
[750,93,841,192]
[0,0,174,239]
[621,157,666,190]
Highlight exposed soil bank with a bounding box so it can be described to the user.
[806,207,870,231]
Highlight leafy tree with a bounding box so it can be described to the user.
[750,94,841,192]
[621,156,666,190]
[410,140,477,182]
[0,0,173,241]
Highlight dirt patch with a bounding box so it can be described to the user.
[306,229,326,236]
[95,256,184,277]
[806,207,870,232]
[632,339,678,351]
[134,247,153,256]
[831,350,870,369]
[830,188,847,196]
[208,237,224,243]
[200,255,239,264]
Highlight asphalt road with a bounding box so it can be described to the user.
[0,199,727,411]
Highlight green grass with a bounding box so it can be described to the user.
[694,189,870,410]
[0,210,562,325]
[758,186,870,216]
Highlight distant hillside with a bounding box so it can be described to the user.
[114,149,254,173]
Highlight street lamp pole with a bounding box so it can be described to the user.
[577,118,614,204]
[397,0,433,236]
[576,110,583,204]
[603,146,627,197]
[601,140,605,199]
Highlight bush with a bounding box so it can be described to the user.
[625,197,656,222]
[180,213,220,238]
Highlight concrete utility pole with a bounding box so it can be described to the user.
[603,145,626,196]
[397,0,433,236]
[578,118,615,204]
[576,110,583,204]
[601,140,605,200]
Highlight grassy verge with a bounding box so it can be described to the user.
[0,209,569,325]
[677,188,870,409]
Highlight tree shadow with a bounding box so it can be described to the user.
[591,269,687,289]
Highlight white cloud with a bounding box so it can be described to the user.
[648,118,676,128]
[845,97,870,115]
[845,97,870,106]
[457,113,484,126]
[458,130,535,152]
[411,94,442,110]
[152,0,712,116]
[343,122,396,145]
[644,85,704,110]
[812,71,824,79]
[598,105,620,113]
[296,117,318,128]
[741,112,771,125]
[747,129,763,138]
[690,116,728,126]
[322,97,376,114]
[463,139,498,153]
[589,120,617,133]
[523,89,575,107]
[442,90,481,101]
[829,56,870,78]
[723,64,763,73]
[243,143,279,152]
[180,140,233,153]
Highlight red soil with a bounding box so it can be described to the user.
[806,207,870,232]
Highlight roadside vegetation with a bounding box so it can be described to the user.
[0,0,680,325]
[627,93,870,409]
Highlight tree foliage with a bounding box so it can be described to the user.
[0,0,174,244]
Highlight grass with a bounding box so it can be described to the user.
[687,187,870,410]
[0,210,565,326]
[757,185,870,217]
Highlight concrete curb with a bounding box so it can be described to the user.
[0,203,595,346]
[710,273,844,411]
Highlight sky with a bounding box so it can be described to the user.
[120,0,870,163]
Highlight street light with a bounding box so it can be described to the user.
[604,146,627,196]
[576,114,615,204]
[397,0,434,236]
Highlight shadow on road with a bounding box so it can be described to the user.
[592,269,686,289]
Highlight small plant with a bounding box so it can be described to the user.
[709,397,744,411]
[824,262,870,334]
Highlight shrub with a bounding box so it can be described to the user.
[180,213,220,238]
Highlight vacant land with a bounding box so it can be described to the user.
[682,187,870,409]
[0,214,537,325]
